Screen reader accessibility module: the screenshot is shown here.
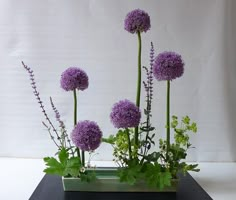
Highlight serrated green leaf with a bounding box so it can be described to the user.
[64,157,81,177]
[43,157,51,162]
[118,160,142,185]
[159,172,172,190]
[182,116,190,125]
[44,157,61,168]
[80,171,97,183]
[43,167,64,176]
[191,122,197,133]
[58,148,69,166]
[43,157,64,176]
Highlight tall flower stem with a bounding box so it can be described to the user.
[125,128,132,160]
[73,89,82,162]
[73,89,78,125]
[82,151,85,167]
[166,80,170,158]
[134,31,142,147]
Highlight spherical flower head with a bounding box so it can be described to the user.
[153,51,184,81]
[124,9,151,34]
[110,99,141,128]
[60,67,89,91]
[71,120,102,151]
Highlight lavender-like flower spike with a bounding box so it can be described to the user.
[143,42,155,112]
[22,61,62,147]
[71,120,102,151]
[50,97,73,148]
[150,42,155,70]
[148,42,154,102]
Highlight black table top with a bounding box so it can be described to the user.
[29,173,213,200]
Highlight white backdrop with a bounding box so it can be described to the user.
[0,0,236,162]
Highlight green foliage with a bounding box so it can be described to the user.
[102,115,199,190]
[103,129,136,166]
[44,147,81,177]
[118,159,142,185]
[118,160,172,190]
[144,163,172,190]
[160,115,200,177]
[102,135,116,144]
[142,151,161,162]
[43,157,65,176]
[43,147,97,183]
[64,157,81,177]
[172,115,197,148]
[80,170,97,183]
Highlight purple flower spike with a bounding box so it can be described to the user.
[110,99,141,128]
[124,9,151,34]
[153,51,184,81]
[60,67,89,91]
[71,120,102,151]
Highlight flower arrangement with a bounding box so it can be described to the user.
[22,8,199,190]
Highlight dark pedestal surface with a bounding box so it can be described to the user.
[29,173,213,200]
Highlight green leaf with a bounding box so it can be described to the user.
[171,119,178,128]
[175,128,184,134]
[159,172,172,190]
[43,147,82,177]
[191,122,197,133]
[64,157,81,177]
[145,163,172,190]
[145,163,160,187]
[182,116,190,125]
[80,171,97,183]
[43,157,51,162]
[185,164,200,172]
[172,115,178,120]
[118,160,142,185]
[44,157,61,168]
[102,135,116,144]
[43,157,64,176]
[143,152,160,162]
[58,148,69,167]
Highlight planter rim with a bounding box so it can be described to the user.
[62,167,179,192]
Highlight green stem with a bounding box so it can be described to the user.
[73,90,81,161]
[126,128,132,160]
[166,80,170,159]
[73,89,77,126]
[82,151,85,166]
[134,31,142,147]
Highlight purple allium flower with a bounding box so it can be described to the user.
[71,120,102,151]
[124,9,151,34]
[153,51,184,81]
[110,99,141,128]
[60,67,89,91]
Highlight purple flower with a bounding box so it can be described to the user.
[71,120,102,151]
[124,9,151,34]
[110,99,141,128]
[60,67,89,91]
[22,62,61,147]
[153,51,184,81]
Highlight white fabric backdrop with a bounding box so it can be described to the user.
[0,0,235,162]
